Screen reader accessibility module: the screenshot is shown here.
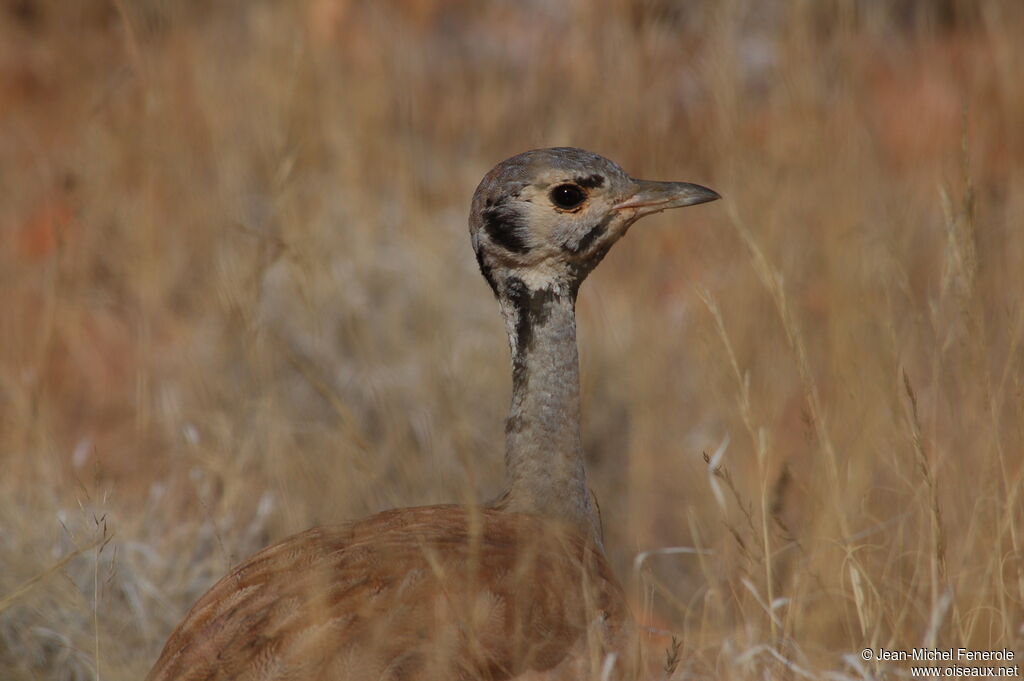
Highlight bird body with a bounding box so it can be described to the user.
[146,506,631,680]
[147,148,718,680]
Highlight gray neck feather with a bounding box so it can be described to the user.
[496,277,602,547]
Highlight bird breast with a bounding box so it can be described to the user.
[146,506,635,681]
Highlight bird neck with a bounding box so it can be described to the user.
[496,276,601,547]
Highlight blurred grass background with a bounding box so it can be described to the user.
[1,0,1022,678]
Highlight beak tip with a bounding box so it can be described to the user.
[693,185,721,205]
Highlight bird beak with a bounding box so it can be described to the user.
[613,180,720,217]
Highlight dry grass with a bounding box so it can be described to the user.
[1,1,1022,679]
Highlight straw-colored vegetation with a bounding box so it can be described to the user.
[1,1,1021,679]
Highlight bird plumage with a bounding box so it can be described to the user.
[146,507,631,681]
[146,148,718,680]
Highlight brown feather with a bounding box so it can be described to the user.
[146,506,636,681]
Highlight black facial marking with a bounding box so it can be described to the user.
[505,277,556,357]
[566,214,613,255]
[505,414,524,435]
[474,247,499,296]
[481,198,530,254]
[575,174,605,189]
[568,242,614,295]
[504,277,561,387]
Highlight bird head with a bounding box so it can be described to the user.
[469,147,719,298]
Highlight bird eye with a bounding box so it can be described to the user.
[550,184,587,210]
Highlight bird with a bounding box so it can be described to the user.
[146,147,719,681]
